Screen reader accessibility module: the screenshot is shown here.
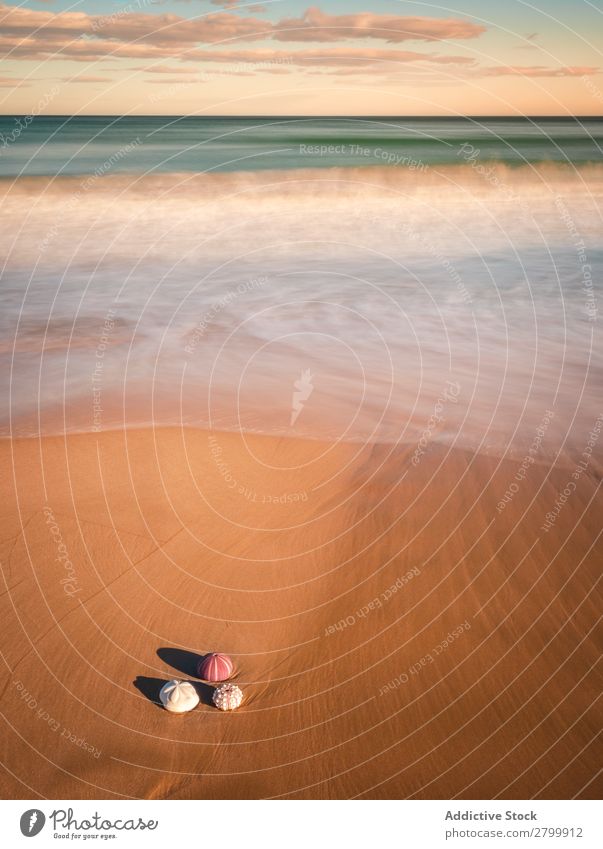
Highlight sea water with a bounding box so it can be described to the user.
[0,116,601,461]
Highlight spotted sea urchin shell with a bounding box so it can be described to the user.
[213,683,243,711]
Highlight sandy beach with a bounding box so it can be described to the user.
[0,426,600,799]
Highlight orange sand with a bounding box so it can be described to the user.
[0,427,600,799]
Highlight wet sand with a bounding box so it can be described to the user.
[0,427,600,799]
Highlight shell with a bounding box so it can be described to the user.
[197,652,234,682]
[212,683,244,711]
[159,679,200,713]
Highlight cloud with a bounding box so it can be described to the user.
[0,2,485,65]
[145,77,199,84]
[185,47,476,67]
[1,0,593,86]
[272,6,485,43]
[140,63,199,73]
[203,0,266,6]
[0,75,30,86]
[135,47,473,79]
[62,75,112,83]
[481,65,601,77]
[299,48,475,67]
[0,2,270,59]
[208,0,266,7]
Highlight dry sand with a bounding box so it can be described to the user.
[0,427,600,799]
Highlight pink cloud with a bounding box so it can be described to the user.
[145,77,199,84]
[0,2,270,58]
[1,0,594,87]
[165,47,476,67]
[283,48,475,67]
[0,75,29,86]
[140,63,199,73]
[0,2,485,65]
[481,65,600,77]
[63,75,111,83]
[272,6,485,43]
[208,0,267,8]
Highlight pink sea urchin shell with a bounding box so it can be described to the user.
[197,652,234,682]
[213,683,243,711]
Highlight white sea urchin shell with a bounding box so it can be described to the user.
[213,683,243,711]
[159,679,200,713]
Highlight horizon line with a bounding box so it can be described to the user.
[1,113,601,119]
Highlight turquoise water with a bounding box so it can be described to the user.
[0,116,601,176]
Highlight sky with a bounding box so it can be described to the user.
[0,0,602,115]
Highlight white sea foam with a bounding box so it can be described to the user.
[0,164,601,461]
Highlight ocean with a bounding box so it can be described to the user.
[1,116,602,175]
[1,116,601,458]
[0,116,603,177]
